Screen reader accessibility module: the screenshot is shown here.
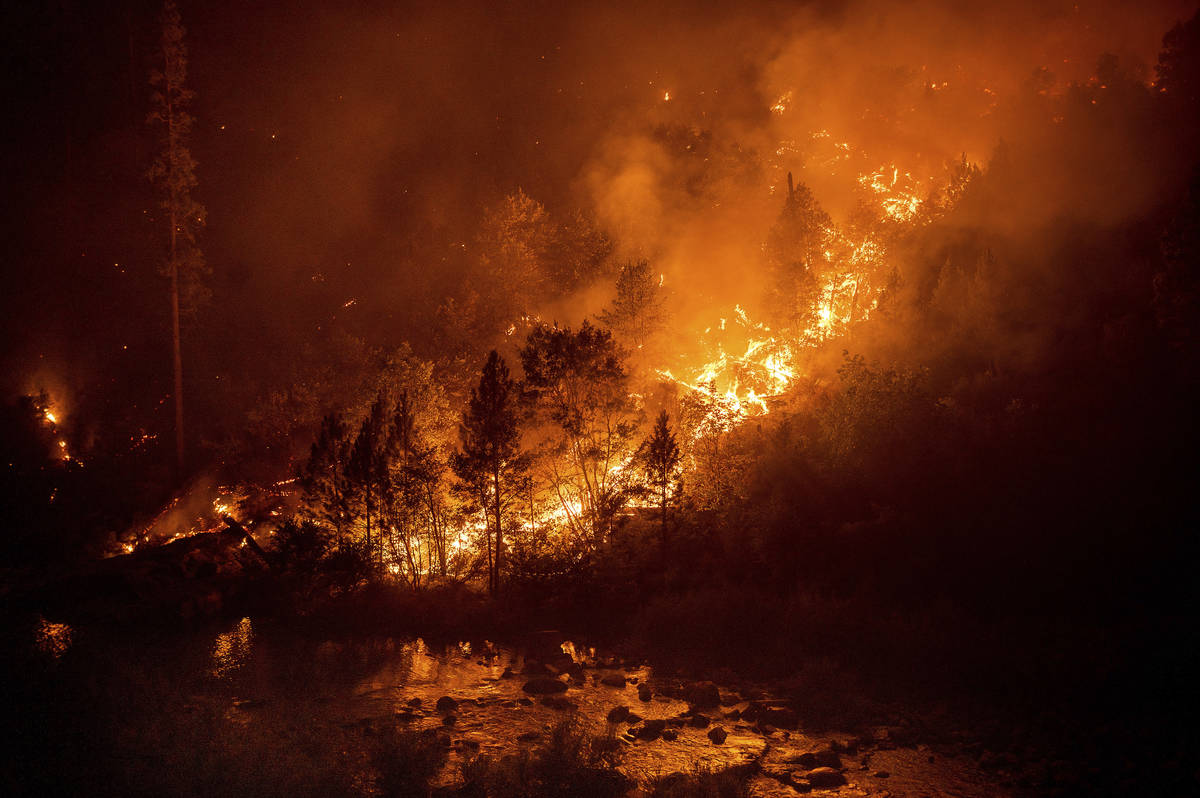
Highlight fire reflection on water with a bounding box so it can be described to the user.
[34,617,74,659]
[211,616,253,678]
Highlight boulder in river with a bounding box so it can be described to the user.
[607,706,631,723]
[708,726,729,744]
[762,707,799,729]
[789,748,841,769]
[686,681,722,709]
[435,696,458,713]
[522,677,568,695]
[636,719,667,741]
[540,696,578,711]
[688,714,711,728]
[637,683,652,702]
[600,673,627,688]
[803,767,846,789]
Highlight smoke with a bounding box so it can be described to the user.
[3,0,1197,457]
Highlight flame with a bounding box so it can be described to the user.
[659,305,798,437]
[857,164,925,222]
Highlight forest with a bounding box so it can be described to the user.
[1,1,1198,797]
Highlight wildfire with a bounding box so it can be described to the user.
[659,305,797,437]
[37,400,75,462]
[857,165,925,222]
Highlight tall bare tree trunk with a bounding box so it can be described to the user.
[170,210,184,475]
[492,468,503,595]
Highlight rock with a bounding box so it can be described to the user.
[407,697,423,707]
[435,696,458,713]
[441,714,457,726]
[517,731,541,742]
[686,681,722,709]
[762,707,799,729]
[662,728,678,741]
[540,696,578,711]
[788,774,813,793]
[522,677,568,695]
[688,714,711,728]
[625,712,642,724]
[637,683,653,702]
[831,737,859,754]
[636,719,667,741]
[500,667,514,679]
[517,698,533,706]
[600,673,627,688]
[873,771,890,778]
[708,726,729,745]
[607,706,631,723]
[788,749,841,769]
[803,768,845,789]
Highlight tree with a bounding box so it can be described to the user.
[598,259,667,354]
[521,321,640,547]
[638,410,681,559]
[347,391,389,563]
[765,176,833,333]
[148,0,206,477]
[384,390,443,588]
[451,351,524,595]
[476,189,555,320]
[299,413,352,546]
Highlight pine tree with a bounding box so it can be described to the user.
[148,0,206,477]
[451,351,524,595]
[299,413,352,546]
[640,410,681,557]
[598,259,666,353]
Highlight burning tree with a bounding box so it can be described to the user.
[147,0,206,477]
[521,321,640,548]
[765,174,833,334]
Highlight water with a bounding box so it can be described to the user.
[205,618,765,784]
[9,615,1008,796]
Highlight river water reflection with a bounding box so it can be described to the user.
[200,617,765,785]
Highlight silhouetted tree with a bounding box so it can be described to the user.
[148,0,206,477]
[521,321,640,546]
[598,259,667,354]
[299,413,352,546]
[348,391,389,563]
[765,176,834,332]
[638,410,681,558]
[452,351,524,594]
